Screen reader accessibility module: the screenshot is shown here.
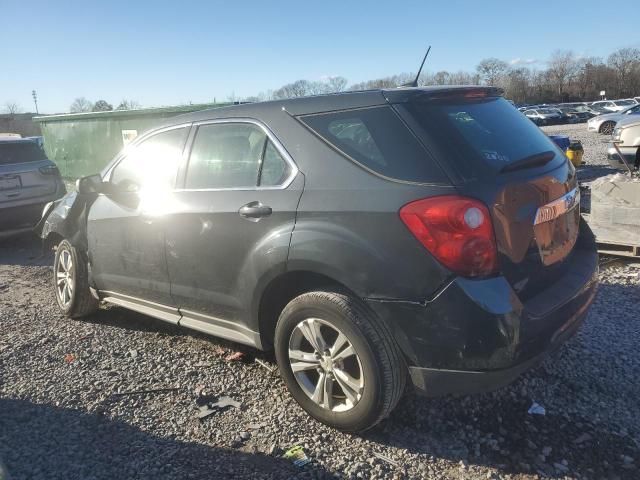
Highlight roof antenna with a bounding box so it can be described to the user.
[403,46,431,88]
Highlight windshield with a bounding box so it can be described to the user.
[538,108,556,114]
[399,96,565,180]
[0,142,46,166]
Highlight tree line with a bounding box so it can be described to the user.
[243,47,640,105]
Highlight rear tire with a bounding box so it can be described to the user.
[599,121,615,135]
[53,239,99,318]
[274,291,406,432]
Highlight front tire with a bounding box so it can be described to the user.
[54,239,99,318]
[274,291,406,432]
[599,121,615,135]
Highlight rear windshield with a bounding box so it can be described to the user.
[299,106,447,184]
[615,100,636,106]
[398,96,566,180]
[0,142,46,165]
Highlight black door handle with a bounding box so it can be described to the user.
[239,202,272,220]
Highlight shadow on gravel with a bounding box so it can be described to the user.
[0,398,305,480]
[79,306,268,361]
[365,381,638,479]
[577,164,618,182]
[0,232,50,267]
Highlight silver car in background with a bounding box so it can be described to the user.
[587,103,640,135]
[591,99,637,113]
[0,138,66,238]
[523,108,562,125]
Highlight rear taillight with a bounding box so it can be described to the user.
[399,196,498,277]
[39,165,59,176]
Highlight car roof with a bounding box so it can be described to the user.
[166,85,502,125]
[0,137,41,145]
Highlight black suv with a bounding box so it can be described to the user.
[40,87,598,432]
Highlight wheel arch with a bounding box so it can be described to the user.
[256,269,359,350]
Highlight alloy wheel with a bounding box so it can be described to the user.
[288,318,364,412]
[55,247,74,308]
[601,122,615,135]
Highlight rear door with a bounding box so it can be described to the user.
[394,93,580,300]
[165,120,301,339]
[87,125,190,312]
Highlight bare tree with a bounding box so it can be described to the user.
[92,100,113,112]
[116,99,141,110]
[607,48,640,97]
[274,79,313,99]
[4,102,21,114]
[546,50,580,100]
[476,58,508,86]
[70,97,93,113]
[327,76,348,92]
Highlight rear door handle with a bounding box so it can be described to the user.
[239,202,272,221]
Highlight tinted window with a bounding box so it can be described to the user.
[0,142,46,165]
[186,123,267,189]
[110,127,188,191]
[300,106,446,183]
[400,96,566,179]
[259,140,291,186]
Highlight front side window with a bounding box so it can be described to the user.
[110,127,188,192]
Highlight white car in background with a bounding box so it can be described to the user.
[607,115,640,170]
[587,103,640,135]
[591,99,637,112]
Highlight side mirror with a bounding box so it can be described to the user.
[76,174,104,195]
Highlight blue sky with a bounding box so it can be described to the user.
[2,0,637,113]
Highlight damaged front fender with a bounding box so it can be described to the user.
[38,190,99,251]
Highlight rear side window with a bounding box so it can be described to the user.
[299,106,446,184]
[259,140,291,186]
[399,97,566,180]
[186,123,266,189]
[0,142,45,165]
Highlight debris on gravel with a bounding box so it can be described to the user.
[1,124,639,480]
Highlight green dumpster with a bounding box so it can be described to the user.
[33,103,230,179]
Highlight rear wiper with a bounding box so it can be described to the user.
[500,151,555,173]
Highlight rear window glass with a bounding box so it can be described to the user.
[0,142,45,165]
[299,106,446,184]
[399,97,565,179]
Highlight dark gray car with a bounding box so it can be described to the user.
[39,86,598,431]
[0,138,66,238]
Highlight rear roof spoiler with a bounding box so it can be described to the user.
[382,86,503,104]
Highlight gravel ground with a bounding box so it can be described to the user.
[1,126,639,480]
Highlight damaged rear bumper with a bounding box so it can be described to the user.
[365,237,598,397]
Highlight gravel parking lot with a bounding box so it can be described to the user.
[1,125,639,480]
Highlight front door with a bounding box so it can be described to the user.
[165,121,301,339]
[87,125,190,312]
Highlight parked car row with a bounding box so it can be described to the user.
[516,97,640,126]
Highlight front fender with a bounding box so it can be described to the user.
[39,190,98,251]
